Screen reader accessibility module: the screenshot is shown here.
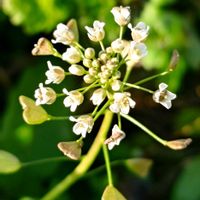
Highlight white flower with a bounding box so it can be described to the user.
[34,83,56,105]
[90,88,106,106]
[111,6,131,26]
[68,64,85,76]
[52,23,76,45]
[104,124,126,150]
[128,22,149,42]
[111,38,127,53]
[69,115,94,138]
[109,92,136,114]
[63,89,84,112]
[85,20,105,42]
[45,61,65,84]
[62,46,81,64]
[153,83,176,109]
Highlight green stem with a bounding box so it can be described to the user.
[119,26,124,39]
[48,115,68,121]
[21,157,70,168]
[82,80,99,94]
[117,113,122,129]
[99,41,105,51]
[134,71,170,85]
[41,110,113,200]
[74,42,85,51]
[121,66,132,91]
[102,145,113,186]
[120,113,167,146]
[124,83,154,94]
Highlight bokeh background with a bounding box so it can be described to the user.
[0,0,200,199]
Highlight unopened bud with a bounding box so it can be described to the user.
[83,58,92,68]
[83,74,95,84]
[32,37,55,56]
[92,59,100,68]
[69,64,85,76]
[166,138,192,150]
[84,48,95,59]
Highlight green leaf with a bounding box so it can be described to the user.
[0,150,21,174]
[171,156,200,200]
[101,185,127,200]
[124,158,153,178]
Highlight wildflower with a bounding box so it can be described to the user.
[45,61,65,84]
[69,115,94,138]
[128,22,149,42]
[90,88,106,106]
[153,83,176,109]
[111,6,131,26]
[52,23,76,45]
[32,37,55,56]
[85,21,105,42]
[68,64,85,76]
[111,79,122,91]
[34,83,56,105]
[63,89,84,112]
[126,41,148,63]
[111,38,127,53]
[109,92,136,114]
[104,124,126,150]
[62,46,81,64]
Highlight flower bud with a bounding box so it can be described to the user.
[92,59,100,68]
[83,58,92,68]
[57,141,83,160]
[62,46,81,64]
[111,80,121,91]
[88,67,98,76]
[168,49,179,71]
[19,95,49,125]
[166,138,192,150]
[90,88,106,106]
[32,37,55,56]
[83,74,95,84]
[111,38,126,53]
[68,64,85,76]
[111,6,131,26]
[84,48,95,59]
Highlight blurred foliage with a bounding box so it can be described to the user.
[0,0,200,199]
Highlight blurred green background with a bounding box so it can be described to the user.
[0,0,200,199]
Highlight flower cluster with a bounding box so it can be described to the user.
[20,6,191,159]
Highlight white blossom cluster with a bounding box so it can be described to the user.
[32,6,176,150]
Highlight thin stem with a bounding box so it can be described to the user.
[65,72,71,76]
[53,50,62,58]
[99,41,105,51]
[119,26,124,39]
[48,115,68,121]
[102,144,113,186]
[120,113,167,146]
[92,105,99,117]
[82,80,99,94]
[117,113,122,129]
[93,100,111,122]
[41,110,113,200]
[121,66,132,91]
[134,71,170,85]
[124,83,154,94]
[56,93,65,97]
[21,157,70,168]
[74,42,85,51]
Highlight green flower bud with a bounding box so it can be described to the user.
[83,58,92,68]
[19,95,49,125]
[84,48,95,59]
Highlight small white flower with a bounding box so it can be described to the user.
[52,23,76,45]
[111,6,131,26]
[34,83,56,105]
[111,38,127,53]
[63,89,84,112]
[153,83,176,109]
[90,88,106,106]
[128,22,149,42]
[109,92,136,114]
[85,20,105,42]
[68,64,85,76]
[70,115,94,138]
[45,61,65,84]
[104,124,126,150]
[62,46,81,64]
